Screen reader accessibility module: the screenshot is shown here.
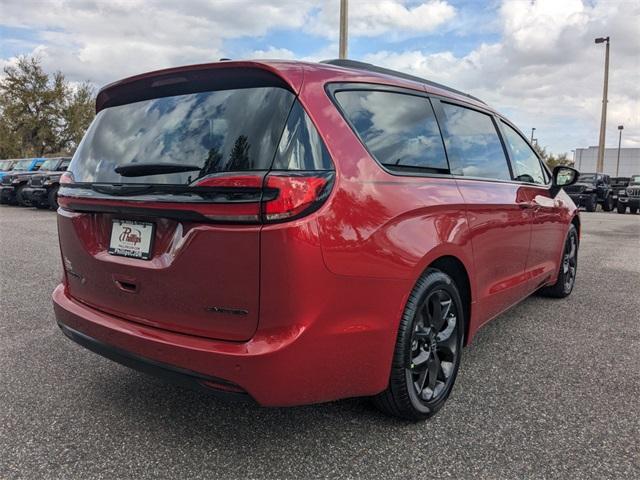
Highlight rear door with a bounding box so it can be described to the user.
[58,70,296,341]
[434,99,533,322]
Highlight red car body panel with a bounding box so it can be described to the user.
[53,60,578,406]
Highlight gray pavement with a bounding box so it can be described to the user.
[1,206,639,479]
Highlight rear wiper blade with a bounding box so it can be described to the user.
[114,163,201,177]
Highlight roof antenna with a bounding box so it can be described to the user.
[219,58,232,61]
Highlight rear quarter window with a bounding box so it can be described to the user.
[335,90,448,173]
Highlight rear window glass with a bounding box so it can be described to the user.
[69,87,295,184]
[272,102,333,171]
[335,90,448,172]
[440,103,510,181]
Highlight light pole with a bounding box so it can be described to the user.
[530,127,536,143]
[339,0,348,59]
[595,36,610,173]
[616,125,624,176]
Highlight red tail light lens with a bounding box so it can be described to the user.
[263,172,334,222]
[60,172,75,184]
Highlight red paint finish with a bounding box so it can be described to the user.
[53,60,578,406]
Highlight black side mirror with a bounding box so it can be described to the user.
[551,166,579,196]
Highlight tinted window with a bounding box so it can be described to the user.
[272,102,333,170]
[335,90,448,171]
[440,103,510,180]
[501,122,546,184]
[70,87,295,184]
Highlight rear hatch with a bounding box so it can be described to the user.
[57,64,334,341]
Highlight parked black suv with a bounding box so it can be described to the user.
[1,157,71,206]
[565,172,613,212]
[617,175,640,214]
[23,157,71,209]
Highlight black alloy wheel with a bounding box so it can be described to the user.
[539,224,578,298]
[373,269,464,421]
[407,289,460,403]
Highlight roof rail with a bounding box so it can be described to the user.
[321,59,486,105]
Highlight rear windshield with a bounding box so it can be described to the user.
[69,87,296,184]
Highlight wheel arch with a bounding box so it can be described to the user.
[426,255,472,346]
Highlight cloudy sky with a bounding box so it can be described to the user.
[1,0,638,155]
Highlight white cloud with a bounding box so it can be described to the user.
[365,0,640,153]
[310,0,456,38]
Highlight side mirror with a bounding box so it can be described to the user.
[550,166,579,196]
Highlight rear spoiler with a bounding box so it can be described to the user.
[96,61,304,113]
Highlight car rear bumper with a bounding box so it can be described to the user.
[53,283,395,406]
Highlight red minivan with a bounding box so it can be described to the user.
[53,59,580,420]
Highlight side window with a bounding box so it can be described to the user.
[335,90,448,172]
[500,121,546,184]
[272,101,333,170]
[59,160,71,171]
[439,103,511,180]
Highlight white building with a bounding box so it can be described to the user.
[574,146,640,177]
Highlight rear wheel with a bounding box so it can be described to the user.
[617,204,627,214]
[538,224,578,298]
[602,195,614,211]
[47,185,60,210]
[373,269,464,421]
[585,194,597,212]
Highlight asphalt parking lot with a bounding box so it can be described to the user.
[1,206,639,480]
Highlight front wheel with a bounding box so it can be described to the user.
[602,195,614,211]
[373,269,464,421]
[47,185,60,210]
[585,194,597,212]
[617,204,627,214]
[630,206,638,214]
[15,185,27,206]
[538,224,578,298]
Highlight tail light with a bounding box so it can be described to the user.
[60,172,75,184]
[263,172,334,222]
[192,171,334,224]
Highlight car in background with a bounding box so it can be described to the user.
[0,157,54,205]
[22,157,72,209]
[617,174,640,214]
[53,59,581,421]
[565,172,613,212]
[0,159,17,181]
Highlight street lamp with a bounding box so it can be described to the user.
[339,0,348,59]
[595,36,610,173]
[616,125,624,176]
[530,127,536,143]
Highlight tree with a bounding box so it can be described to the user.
[0,56,95,158]
[533,142,573,169]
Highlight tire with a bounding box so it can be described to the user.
[373,269,465,421]
[617,204,626,214]
[585,194,597,212]
[47,185,60,210]
[602,195,614,211]
[15,184,27,206]
[538,224,578,298]
[630,207,638,214]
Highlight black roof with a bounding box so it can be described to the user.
[321,59,486,104]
